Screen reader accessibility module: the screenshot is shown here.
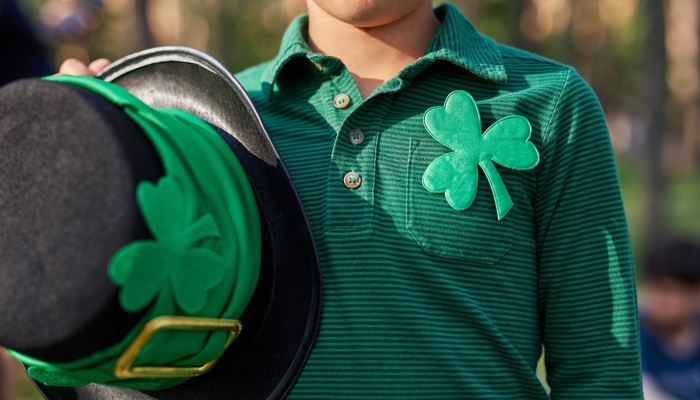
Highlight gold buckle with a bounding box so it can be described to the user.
[114,316,242,379]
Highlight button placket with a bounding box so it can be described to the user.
[326,106,382,233]
[322,67,378,233]
[323,67,363,135]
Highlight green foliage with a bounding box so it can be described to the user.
[466,0,521,45]
[617,157,700,278]
[663,170,700,240]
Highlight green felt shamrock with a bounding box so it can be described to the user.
[423,90,540,220]
[109,176,225,315]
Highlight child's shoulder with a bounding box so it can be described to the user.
[234,61,273,93]
[495,43,576,87]
[497,43,570,70]
[494,43,591,101]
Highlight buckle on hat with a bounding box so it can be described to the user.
[114,316,242,379]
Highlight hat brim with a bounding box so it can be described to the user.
[28,47,322,400]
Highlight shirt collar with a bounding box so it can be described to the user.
[260,3,507,101]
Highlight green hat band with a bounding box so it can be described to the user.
[7,75,262,391]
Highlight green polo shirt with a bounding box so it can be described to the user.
[236,4,641,399]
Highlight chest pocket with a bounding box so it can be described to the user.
[406,138,518,264]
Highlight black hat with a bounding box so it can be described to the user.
[0,47,321,399]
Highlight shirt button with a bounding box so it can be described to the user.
[348,129,364,145]
[343,171,362,189]
[311,61,323,71]
[334,93,351,109]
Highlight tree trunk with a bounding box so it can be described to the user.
[644,0,667,241]
[134,0,154,50]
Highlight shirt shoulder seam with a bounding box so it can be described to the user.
[535,67,572,196]
[541,68,573,148]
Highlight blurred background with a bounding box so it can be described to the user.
[0,0,698,399]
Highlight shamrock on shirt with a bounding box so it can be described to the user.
[422,90,540,220]
[109,176,225,315]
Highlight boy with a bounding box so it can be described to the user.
[60,1,642,397]
[642,239,700,400]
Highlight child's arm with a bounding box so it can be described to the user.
[536,69,642,398]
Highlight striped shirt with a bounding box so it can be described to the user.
[236,4,642,399]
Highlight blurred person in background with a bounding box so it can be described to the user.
[0,0,53,395]
[35,0,102,47]
[0,0,54,86]
[0,0,103,87]
[642,238,700,400]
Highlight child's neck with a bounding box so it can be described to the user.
[306,1,440,99]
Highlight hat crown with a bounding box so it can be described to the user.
[0,79,164,361]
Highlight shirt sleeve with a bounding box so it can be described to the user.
[535,69,642,399]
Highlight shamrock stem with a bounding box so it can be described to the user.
[479,159,514,220]
[181,214,221,247]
